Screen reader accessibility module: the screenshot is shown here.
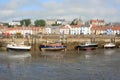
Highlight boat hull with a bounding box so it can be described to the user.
[7,48,31,51]
[76,44,98,50]
[39,45,67,51]
[104,43,116,48]
[104,46,115,48]
[7,46,31,51]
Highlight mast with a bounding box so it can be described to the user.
[22,21,25,42]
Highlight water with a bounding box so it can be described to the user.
[0,49,120,80]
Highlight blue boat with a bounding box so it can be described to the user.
[39,43,67,51]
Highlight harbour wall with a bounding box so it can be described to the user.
[0,34,120,51]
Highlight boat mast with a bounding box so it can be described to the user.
[22,21,25,42]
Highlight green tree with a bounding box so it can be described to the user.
[3,23,9,27]
[34,19,46,27]
[70,18,83,25]
[70,19,77,25]
[20,19,31,26]
[51,22,61,26]
[3,23,14,28]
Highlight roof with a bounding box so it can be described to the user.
[91,26,120,30]
[90,19,104,22]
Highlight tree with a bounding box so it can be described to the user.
[3,23,9,27]
[34,19,46,27]
[70,18,83,25]
[51,22,61,26]
[20,19,31,26]
[3,23,14,28]
[70,19,76,25]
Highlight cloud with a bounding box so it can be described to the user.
[0,0,120,22]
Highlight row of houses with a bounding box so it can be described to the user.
[1,24,120,37]
[58,25,120,35]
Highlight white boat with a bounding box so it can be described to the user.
[7,41,31,51]
[104,43,116,48]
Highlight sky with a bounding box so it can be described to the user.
[0,0,120,23]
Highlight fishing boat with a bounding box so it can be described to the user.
[7,41,31,51]
[76,42,98,50]
[104,43,116,48]
[39,42,67,51]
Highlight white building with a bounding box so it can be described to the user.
[70,25,81,35]
[9,20,20,26]
[60,25,91,35]
[45,26,60,34]
[45,27,51,34]
[6,27,32,36]
[60,25,71,34]
[80,25,91,35]
[56,19,65,25]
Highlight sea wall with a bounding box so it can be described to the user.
[0,34,120,51]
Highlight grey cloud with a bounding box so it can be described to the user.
[0,0,120,22]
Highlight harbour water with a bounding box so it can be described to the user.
[0,49,120,80]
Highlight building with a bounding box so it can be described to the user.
[56,19,65,25]
[45,27,51,34]
[45,26,60,34]
[60,25,71,35]
[79,25,91,35]
[9,20,21,26]
[90,19,105,26]
[70,25,80,35]
[91,26,106,35]
[6,27,32,35]
[107,26,120,35]
[60,24,91,35]
[46,19,56,26]
[5,26,46,37]
[91,25,120,35]
[110,22,120,26]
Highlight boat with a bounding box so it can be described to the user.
[76,42,98,50]
[104,43,116,48]
[39,42,67,51]
[7,41,31,51]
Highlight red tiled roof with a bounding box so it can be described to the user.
[91,26,120,31]
[91,19,104,22]
[0,25,4,28]
[91,26,107,30]
[70,25,81,28]
[108,26,120,30]
[6,26,44,31]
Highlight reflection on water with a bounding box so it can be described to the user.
[0,49,120,80]
[40,51,65,59]
[103,49,116,55]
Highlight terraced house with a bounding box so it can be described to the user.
[91,25,120,35]
[60,25,91,35]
